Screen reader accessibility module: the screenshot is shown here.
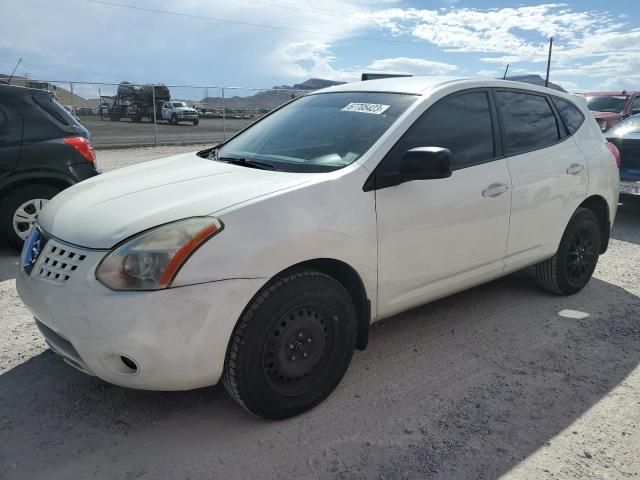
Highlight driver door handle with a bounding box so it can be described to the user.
[482,183,509,198]
[566,163,585,175]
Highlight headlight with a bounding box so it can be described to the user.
[96,217,223,291]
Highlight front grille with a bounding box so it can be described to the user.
[36,241,87,283]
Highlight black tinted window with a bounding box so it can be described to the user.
[552,97,584,135]
[0,97,23,142]
[385,91,495,170]
[496,91,560,154]
[32,92,76,126]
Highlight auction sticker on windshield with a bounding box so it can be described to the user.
[341,103,390,115]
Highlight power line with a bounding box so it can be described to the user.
[232,0,353,18]
[80,0,417,45]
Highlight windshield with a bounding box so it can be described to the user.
[216,92,417,172]
[173,102,187,108]
[586,95,628,113]
[607,116,640,136]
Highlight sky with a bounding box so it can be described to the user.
[1,0,639,96]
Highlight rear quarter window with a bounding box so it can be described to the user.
[552,97,585,135]
[32,92,76,126]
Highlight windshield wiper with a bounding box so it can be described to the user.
[217,156,275,170]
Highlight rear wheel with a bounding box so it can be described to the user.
[536,208,601,295]
[0,185,60,250]
[223,271,357,419]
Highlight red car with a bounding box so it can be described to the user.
[584,90,640,132]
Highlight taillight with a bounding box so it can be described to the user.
[605,142,621,168]
[64,137,96,166]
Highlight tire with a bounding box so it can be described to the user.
[171,114,178,125]
[535,208,601,295]
[223,270,357,419]
[0,185,60,251]
[193,119,199,126]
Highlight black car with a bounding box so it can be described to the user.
[605,114,640,196]
[0,83,99,249]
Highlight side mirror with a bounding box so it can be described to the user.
[400,147,453,181]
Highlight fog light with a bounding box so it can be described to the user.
[120,355,138,372]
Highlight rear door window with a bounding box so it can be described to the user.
[552,97,585,135]
[496,91,560,155]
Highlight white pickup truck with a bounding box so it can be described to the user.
[161,101,199,125]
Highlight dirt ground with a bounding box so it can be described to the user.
[1,148,639,479]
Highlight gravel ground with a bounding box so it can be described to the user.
[96,144,211,171]
[1,148,639,479]
[80,116,251,149]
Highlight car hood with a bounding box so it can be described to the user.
[38,152,315,249]
[591,111,622,120]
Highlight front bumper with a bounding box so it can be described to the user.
[16,235,265,390]
[176,112,198,120]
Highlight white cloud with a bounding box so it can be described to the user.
[476,69,500,78]
[2,1,639,91]
[365,57,458,75]
[357,4,640,89]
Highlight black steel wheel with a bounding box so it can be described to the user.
[263,304,334,396]
[566,222,599,286]
[536,208,601,295]
[223,270,357,419]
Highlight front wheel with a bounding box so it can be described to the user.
[192,119,199,126]
[223,271,357,419]
[1,185,60,250]
[536,208,601,295]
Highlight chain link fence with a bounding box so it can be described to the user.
[18,79,308,149]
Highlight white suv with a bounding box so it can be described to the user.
[17,77,619,419]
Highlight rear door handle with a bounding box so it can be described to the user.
[566,163,585,175]
[482,183,509,198]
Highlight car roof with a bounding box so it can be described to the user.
[0,82,51,98]
[314,76,576,98]
[584,91,638,96]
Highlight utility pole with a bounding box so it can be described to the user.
[545,37,553,87]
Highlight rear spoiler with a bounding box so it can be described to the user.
[361,73,413,81]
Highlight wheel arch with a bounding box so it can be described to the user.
[0,175,71,205]
[578,195,610,253]
[275,258,371,351]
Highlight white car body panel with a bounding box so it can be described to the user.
[503,137,589,271]
[376,159,512,318]
[16,76,619,391]
[38,152,316,249]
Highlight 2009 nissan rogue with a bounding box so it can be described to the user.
[17,77,620,419]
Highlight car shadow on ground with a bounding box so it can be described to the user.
[1,271,639,479]
[612,194,640,245]
[0,242,19,283]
